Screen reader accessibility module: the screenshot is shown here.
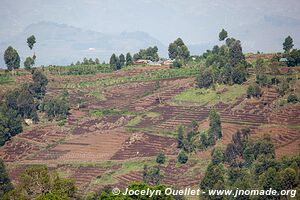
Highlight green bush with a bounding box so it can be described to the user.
[41,96,69,121]
[287,94,299,104]
[171,58,183,68]
[177,151,188,164]
[156,152,166,164]
[247,84,262,98]
[196,68,213,88]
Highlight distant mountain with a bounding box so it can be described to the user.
[0,21,166,67]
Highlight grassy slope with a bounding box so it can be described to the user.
[173,84,247,106]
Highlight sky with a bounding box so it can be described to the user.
[0,0,300,65]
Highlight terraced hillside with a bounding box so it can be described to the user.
[0,64,299,196]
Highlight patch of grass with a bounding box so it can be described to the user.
[90,109,138,118]
[88,90,106,101]
[92,159,156,186]
[173,84,247,106]
[127,115,143,127]
[126,112,160,127]
[146,112,160,118]
[0,74,14,84]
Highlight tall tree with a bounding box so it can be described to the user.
[219,29,228,41]
[126,52,133,66]
[27,35,36,50]
[24,57,35,70]
[283,36,294,52]
[0,107,23,146]
[4,46,20,73]
[208,110,222,139]
[168,38,190,60]
[30,70,48,99]
[0,159,13,198]
[119,54,125,66]
[109,54,118,67]
[16,88,35,118]
[229,40,245,67]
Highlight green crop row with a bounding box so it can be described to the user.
[75,67,199,88]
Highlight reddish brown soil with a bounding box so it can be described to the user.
[111,132,178,160]
[0,141,40,162]
[27,128,129,162]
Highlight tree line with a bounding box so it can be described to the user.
[200,130,300,199]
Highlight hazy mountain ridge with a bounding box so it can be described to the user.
[0,21,167,67]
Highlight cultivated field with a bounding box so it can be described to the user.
[0,63,299,195]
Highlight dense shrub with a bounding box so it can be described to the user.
[177,151,188,164]
[247,84,262,98]
[287,94,299,104]
[196,68,213,88]
[171,58,183,68]
[41,96,69,120]
[156,152,166,164]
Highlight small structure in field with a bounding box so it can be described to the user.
[163,59,174,66]
[133,59,150,65]
[279,58,288,62]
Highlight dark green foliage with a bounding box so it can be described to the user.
[24,56,35,70]
[109,54,121,70]
[35,192,66,200]
[232,64,247,84]
[224,129,250,165]
[142,165,161,185]
[27,35,36,50]
[228,167,248,186]
[258,167,281,190]
[171,58,183,68]
[280,168,297,190]
[202,36,248,85]
[119,54,125,66]
[253,135,275,159]
[256,74,269,86]
[125,52,133,66]
[229,40,245,67]
[208,110,222,140]
[16,87,36,118]
[5,165,77,200]
[224,143,238,164]
[133,46,159,62]
[177,126,184,148]
[177,151,188,164]
[287,94,299,104]
[200,163,225,190]
[4,46,20,71]
[0,159,13,198]
[0,106,23,146]
[41,95,69,121]
[168,38,190,60]
[211,147,224,165]
[196,68,213,88]
[156,152,166,164]
[200,131,209,149]
[247,84,262,98]
[219,28,228,41]
[201,127,300,199]
[283,36,294,52]
[286,49,300,67]
[30,70,48,99]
